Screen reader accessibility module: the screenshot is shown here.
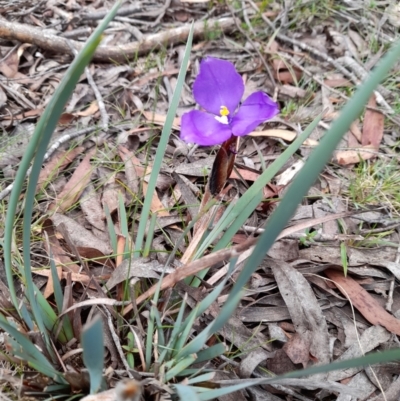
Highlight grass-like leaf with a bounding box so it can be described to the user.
[173,305,199,355]
[154,304,166,348]
[158,295,187,365]
[176,279,242,360]
[165,354,197,382]
[81,315,105,394]
[143,213,157,257]
[118,192,131,258]
[49,250,74,340]
[105,204,118,254]
[0,316,62,381]
[186,372,215,384]
[133,23,194,257]
[145,304,158,369]
[174,384,202,401]
[194,343,226,364]
[3,0,122,322]
[195,347,400,400]
[49,251,63,314]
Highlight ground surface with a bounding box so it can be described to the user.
[1,0,400,400]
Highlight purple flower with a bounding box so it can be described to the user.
[180,57,279,146]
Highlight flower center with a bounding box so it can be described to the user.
[220,105,229,116]
[215,105,230,125]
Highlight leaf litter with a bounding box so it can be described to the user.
[0,0,400,400]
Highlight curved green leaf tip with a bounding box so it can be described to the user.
[81,315,105,394]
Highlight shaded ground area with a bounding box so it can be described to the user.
[1,0,400,400]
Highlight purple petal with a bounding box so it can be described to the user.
[193,57,244,116]
[180,110,233,146]
[231,92,279,136]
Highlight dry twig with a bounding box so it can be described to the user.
[0,17,236,63]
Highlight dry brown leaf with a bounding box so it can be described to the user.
[272,57,302,84]
[325,269,400,335]
[280,84,307,99]
[76,100,99,117]
[250,129,318,146]
[43,263,62,299]
[50,150,94,211]
[324,78,352,88]
[142,110,180,130]
[51,213,113,255]
[362,94,384,148]
[349,121,362,143]
[101,175,121,216]
[271,260,330,366]
[118,146,140,195]
[116,235,125,269]
[33,269,103,288]
[58,112,76,125]
[230,168,259,182]
[335,145,376,165]
[266,348,299,375]
[135,68,180,87]
[123,152,147,177]
[79,184,107,231]
[106,257,171,290]
[37,146,85,189]
[75,247,114,269]
[42,219,81,273]
[209,136,237,196]
[142,182,170,217]
[283,332,311,367]
[3,108,43,120]
[42,219,81,298]
[0,48,20,78]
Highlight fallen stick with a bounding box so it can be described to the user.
[0,17,236,63]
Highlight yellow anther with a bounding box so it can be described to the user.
[220,105,229,117]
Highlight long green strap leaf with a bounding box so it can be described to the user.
[165,354,197,382]
[4,1,122,318]
[0,318,61,381]
[197,348,400,400]
[134,23,194,257]
[175,384,202,401]
[82,315,105,394]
